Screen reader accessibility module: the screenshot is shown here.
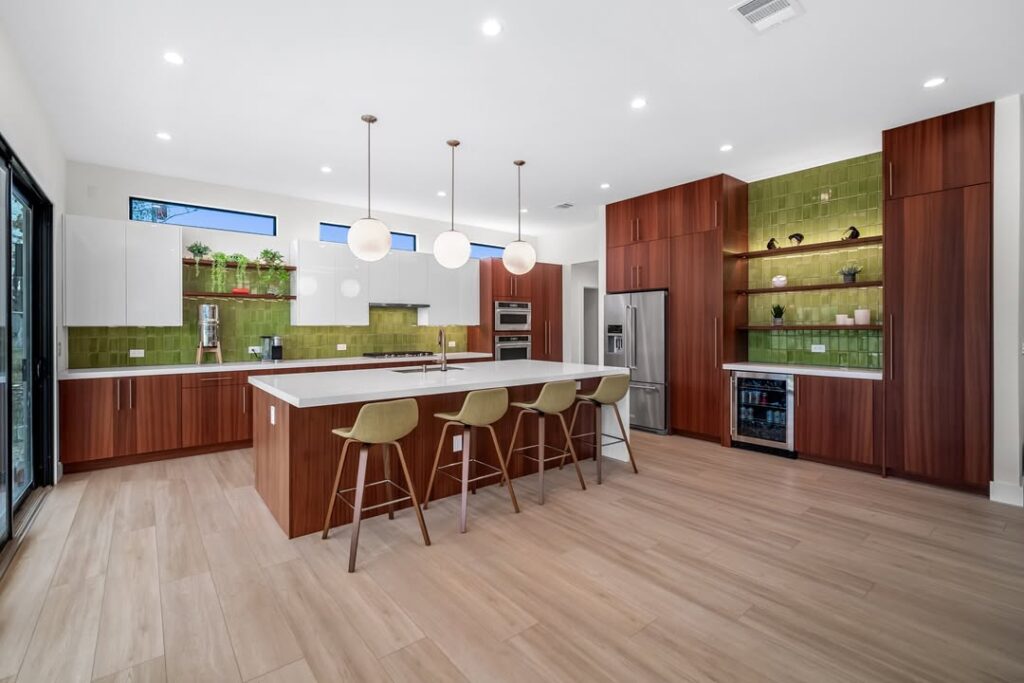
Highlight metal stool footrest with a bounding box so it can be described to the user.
[515,442,573,465]
[336,479,412,513]
[437,458,502,484]
[568,430,627,451]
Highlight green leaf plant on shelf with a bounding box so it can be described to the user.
[838,262,863,284]
[209,252,229,292]
[256,249,289,296]
[770,304,786,326]
[186,241,211,275]
[228,252,249,293]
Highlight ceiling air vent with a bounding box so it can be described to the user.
[732,0,804,32]
[553,202,575,210]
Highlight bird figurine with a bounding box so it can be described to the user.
[788,233,805,246]
[766,238,778,250]
[842,225,861,240]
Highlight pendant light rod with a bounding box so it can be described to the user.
[514,160,525,239]
[361,114,377,217]
[447,140,460,231]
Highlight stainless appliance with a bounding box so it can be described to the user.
[198,304,219,348]
[495,335,531,361]
[605,291,667,433]
[730,371,795,451]
[260,336,274,361]
[271,335,284,361]
[494,301,531,331]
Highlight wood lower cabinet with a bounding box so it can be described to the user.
[532,263,563,361]
[182,382,251,448]
[795,376,880,469]
[59,378,116,462]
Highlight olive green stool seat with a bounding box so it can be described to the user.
[322,398,430,572]
[505,380,587,505]
[559,373,637,484]
[424,388,520,533]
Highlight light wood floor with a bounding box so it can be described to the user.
[1,432,1023,682]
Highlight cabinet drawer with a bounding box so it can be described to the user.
[181,371,249,388]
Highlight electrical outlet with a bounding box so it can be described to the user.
[452,433,463,451]
[448,341,456,348]
[811,344,826,353]
[270,405,276,425]
[248,345,261,355]
[129,349,145,358]
[337,343,347,351]
[575,380,582,389]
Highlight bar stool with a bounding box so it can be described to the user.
[322,398,430,572]
[424,388,520,533]
[560,373,637,484]
[506,380,587,504]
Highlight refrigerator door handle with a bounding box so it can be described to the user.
[631,305,639,369]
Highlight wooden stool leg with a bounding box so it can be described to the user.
[612,403,638,474]
[502,410,525,487]
[322,439,352,539]
[394,442,431,547]
[558,414,587,492]
[424,422,453,510]
[487,425,520,513]
[537,413,546,505]
[594,403,603,485]
[559,401,583,470]
[470,426,477,495]
[348,444,370,573]
[459,427,471,533]
[382,444,395,520]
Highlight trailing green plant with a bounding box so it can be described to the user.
[770,304,786,319]
[838,263,863,276]
[186,241,211,275]
[256,249,288,295]
[228,252,249,289]
[210,251,229,291]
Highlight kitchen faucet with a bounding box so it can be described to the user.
[437,328,448,372]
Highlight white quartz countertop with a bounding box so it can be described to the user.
[248,359,629,408]
[722,362,883,381]
[58,352,493,380]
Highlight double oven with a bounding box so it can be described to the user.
[494,301,531,360]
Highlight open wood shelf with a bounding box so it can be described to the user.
[730,235,883,260]
[739,324,883,331]
[183,291,296,301]
[737,280,883,295]
[182,258,297,272]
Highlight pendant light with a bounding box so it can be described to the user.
[432,139,471,269]
[502,160,537,275]
[348,114,392,262]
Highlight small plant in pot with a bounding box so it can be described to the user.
[210,252,229,292]
[839,263,863,284]
[770,304,786,327]
[228,252,250,292]
[257,249,287,296]
[186,242,211,275]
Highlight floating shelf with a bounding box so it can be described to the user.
[737,280,883,295]
[183,291,296,301]
[182,258,297,272]
[739,324,883,331]
[730,235,883,260]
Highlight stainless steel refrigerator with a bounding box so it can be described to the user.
[604,290,667,433]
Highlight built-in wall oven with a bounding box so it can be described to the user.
[495,335,531,361]
[730,371,795,452]
[494,301,531,331]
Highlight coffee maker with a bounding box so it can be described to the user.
[260,335,284,362]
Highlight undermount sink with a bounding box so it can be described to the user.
[392,365,463,374]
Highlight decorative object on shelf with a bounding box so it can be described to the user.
[349,114,392,262]
[854,308,871,325]
[771,275,788,288]
[503,160,537,275]
[433,139,471,269]
[257,248,288,295]
[836,313,850,325]
[210,252,229,291]
[229,252,249,290]
[186,241,211,274]
[770,304,786,326]
[766,237,778,249]
[196,303,222,364]
[788,232,804,246]
[839,262,863,283]
[842,225,861,240]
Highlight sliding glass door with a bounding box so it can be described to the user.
[10,188,31,509]
[0,164,8,543]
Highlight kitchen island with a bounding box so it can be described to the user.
[248,360,630,537]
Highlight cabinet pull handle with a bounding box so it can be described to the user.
[797,380,800,407]
[713,316,718,367]
[116,379,121,411]
[888,314,894,380]
[129,378,134,410]
[714,200,719,228]
[888,162,894,197]
[635,217,640,241]
[638,265,643,287]
[200,375,233,382]
[242,385,247,413]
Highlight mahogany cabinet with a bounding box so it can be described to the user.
[670,175,725,235]
[489,259,533,299]
[181,373,251,448]
[59,378,116,462]
[469,258,563,356]
[606,240,671,292]
[795,376,881,470]
[531,263,563,361]
[606,192,666,248]
[884,184,991,490]
[883,103,993,200]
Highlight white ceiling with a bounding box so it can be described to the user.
[3,0,1024,234]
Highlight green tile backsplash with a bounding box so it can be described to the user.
[746,153,883,368]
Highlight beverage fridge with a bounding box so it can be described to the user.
[730,371,795,452]
[604,290,667,433]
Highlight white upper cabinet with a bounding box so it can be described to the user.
[291,240,369,326]
[65,215,182,327]
[418,258,480,326]
[368,250,430,305]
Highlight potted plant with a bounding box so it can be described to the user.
[210,251,229,291]
[257,248,287,295]
[770,304,786,327]
[839,263,863,283]
[229,252,250,292]
[186,241,211,275]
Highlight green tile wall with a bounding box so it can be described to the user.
[68,288,468,369]
[746,153,883,368]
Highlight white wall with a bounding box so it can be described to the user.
[992,94,1024,507]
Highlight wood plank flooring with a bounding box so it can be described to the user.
[1,433,1023,682]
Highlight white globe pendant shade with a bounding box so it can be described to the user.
[433,229,471,269]
[348,217,391,262]
[502,239,536,275]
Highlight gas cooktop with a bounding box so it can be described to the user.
[362,351,435,359]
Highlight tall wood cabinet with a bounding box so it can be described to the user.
[883,103,993,491]
[532,263,563,361]
[468,259,562,361]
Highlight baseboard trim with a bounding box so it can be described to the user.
[989,480,1024,507]
[62,440,252,474]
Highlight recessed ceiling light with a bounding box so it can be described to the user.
[520,208,528,213]
[720,143,734,152]
[923,76,946,89]
[630,97,647,110]
[437,191,447,197]
[155,131,172,141]
[163,51,184,66]
[481,19,502,36]
[320,165,332,174]
[600,183,611,190]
